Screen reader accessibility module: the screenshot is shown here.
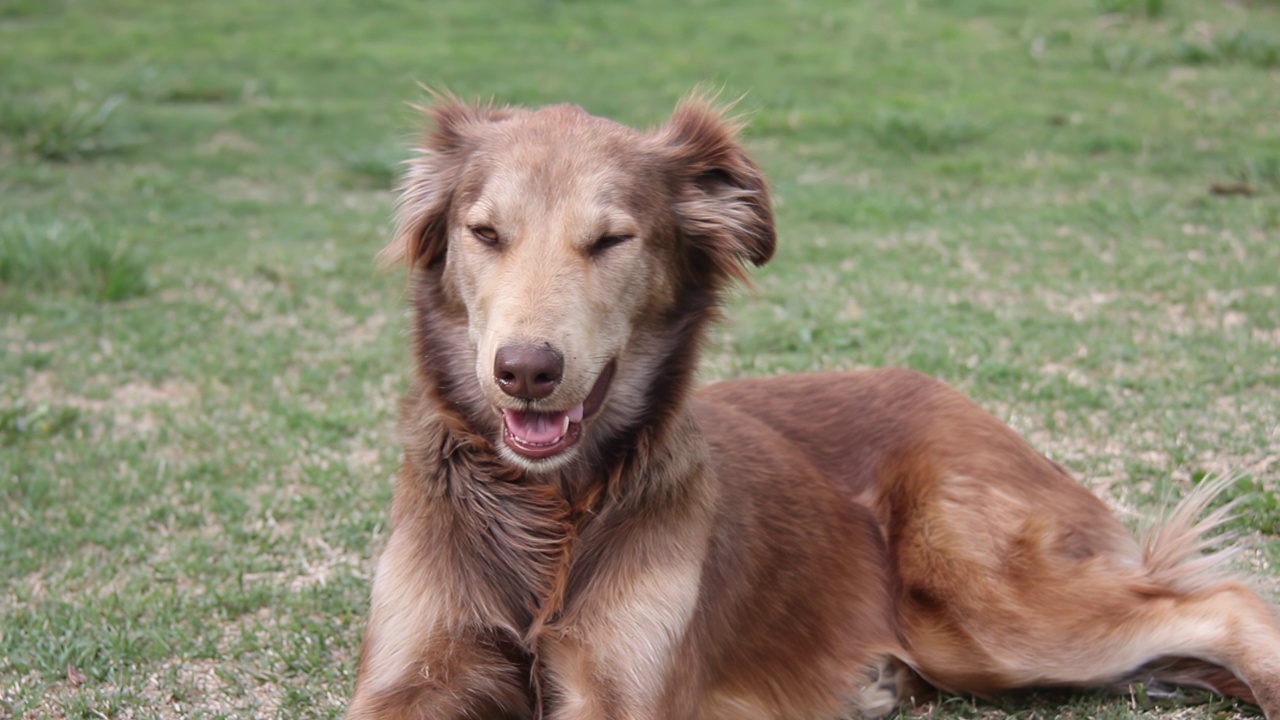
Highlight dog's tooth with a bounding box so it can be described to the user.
[561,415,570,434]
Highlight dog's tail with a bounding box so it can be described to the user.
[1139,472,1245,593]
[1122,473,1263,703]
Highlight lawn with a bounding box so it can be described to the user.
[2,0,1278,718]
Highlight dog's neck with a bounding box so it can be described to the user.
[393,381,711,635]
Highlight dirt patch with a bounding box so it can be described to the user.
[1253,327,1280,347]
[199,131,261,155]
[23,372,197,412]
[22,372,199,438]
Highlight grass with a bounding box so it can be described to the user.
[1174,28,1280,68]
[2,0,1279,718]
[0,401,80,446]
[1093,0,1168,19]
[0,215,151,307]
[868,109,987,154]
[0,88,132,162]
[1229,154,1280,190]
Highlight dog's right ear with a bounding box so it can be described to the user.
[379,99,512,269]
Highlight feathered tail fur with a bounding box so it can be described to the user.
[1140,472,1247,593]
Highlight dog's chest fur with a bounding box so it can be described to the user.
[398,419,711,717]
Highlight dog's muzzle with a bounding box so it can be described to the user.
[501,360,615,460]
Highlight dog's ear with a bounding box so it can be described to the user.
[380,98,513,269]
[656,95,776,285]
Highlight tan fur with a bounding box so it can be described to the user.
[347,94,1280,720]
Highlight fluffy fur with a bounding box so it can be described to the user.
[347,94,1280,720]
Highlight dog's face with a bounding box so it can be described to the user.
[386,96,775,471]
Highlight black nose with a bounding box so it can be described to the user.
[494,343,564,399]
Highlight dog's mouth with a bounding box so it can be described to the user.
[501,360,616,461]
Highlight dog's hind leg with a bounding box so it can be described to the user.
[887,464,1280,718]
[904,572,1280,716]
[1113,479,1280,715]
[1114,584,1280,714]
[1052,581,1280,716]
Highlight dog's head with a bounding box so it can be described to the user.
[386,94,775,471]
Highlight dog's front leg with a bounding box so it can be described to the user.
[539,550,706,720]
[347,528,532,720]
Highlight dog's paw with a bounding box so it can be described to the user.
[852,658,902,720]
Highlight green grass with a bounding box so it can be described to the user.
[2,0,1279,718]
[0,87,132,161]
[0,215,151,307]
[868,109,987,154]
[1094,0,1168,20]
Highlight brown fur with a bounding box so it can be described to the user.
[347,94,1280,720]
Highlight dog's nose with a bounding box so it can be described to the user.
[494,344,563,399]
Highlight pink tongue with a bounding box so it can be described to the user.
[504,408,569,444]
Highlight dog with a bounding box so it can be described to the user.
[345,94,1280,720]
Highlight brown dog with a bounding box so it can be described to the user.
[346,95,1280,720]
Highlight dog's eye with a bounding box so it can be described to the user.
[590,234,633,256]
[470,226,500,247]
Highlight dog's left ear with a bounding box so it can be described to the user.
[656,96,777,285]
